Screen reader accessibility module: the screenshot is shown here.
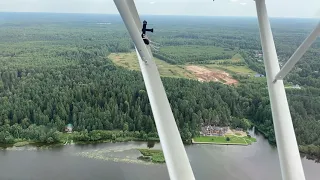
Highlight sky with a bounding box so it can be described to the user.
[0,0,319,18]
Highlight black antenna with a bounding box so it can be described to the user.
[142,20,153,34]
[141,20,153,45]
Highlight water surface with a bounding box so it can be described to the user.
[0,132,318,180]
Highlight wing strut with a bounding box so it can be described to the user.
[114,0,308,180]
[255,0,306,180]
[113,1,196,180]
[274,22,320,81]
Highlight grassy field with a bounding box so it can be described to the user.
[13,141,31,147]
[209,65,256,75]
[193,135,256,145]
[159,45,236,64]
[108,52,256,82]
[137,149,165,163]
[210,53,243,63]
[108,52,196,79]
[204,54,256,76]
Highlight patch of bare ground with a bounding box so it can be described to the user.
[186,65,238,85]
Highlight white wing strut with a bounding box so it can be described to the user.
[113,1,196,180]
[255,0,306,180]
[113,0,309,179]
[275,22,320,81]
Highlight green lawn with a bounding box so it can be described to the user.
[194,136,246,144]
[193,135,257,145]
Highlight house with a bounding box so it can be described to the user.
[201,125,228,136]
[65,124,73,133]
[254,74,265,78]
[254,51,263,57]
[292,84,301,89]
[222,127,229,132]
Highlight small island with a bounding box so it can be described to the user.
[193,125,256,145]
[137,149,165,163]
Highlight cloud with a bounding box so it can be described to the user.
[230,0,239,2]
[315,9,320,17]
[240,2,247,6]
[149,1,156,4]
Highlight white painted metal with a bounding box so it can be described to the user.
[255,0,306,180]
[275,22,320,80]
[113,1,195,180]
[126,0,141,28]
[126,0,154,57]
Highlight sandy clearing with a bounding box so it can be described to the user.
[186,65,238,85]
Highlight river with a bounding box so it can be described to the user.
[0,131,318,180]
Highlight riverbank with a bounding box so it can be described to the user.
[0,131,257,149]
[1,130,319,163]
[1,140,319,180]
[192,140,248,146]
[0,130,161,149]
[193,135,257,145]
[253,126,320,162]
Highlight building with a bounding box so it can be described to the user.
[201,125,228,136]
[65,124,73,133]
[254,74,265,78]
[292,84,301,89]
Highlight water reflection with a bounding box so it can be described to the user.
[0,130,318,180]
[147,141,156,149]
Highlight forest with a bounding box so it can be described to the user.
[0,13,319,160]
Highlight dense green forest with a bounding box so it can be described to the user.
[154,45,235,64]
[0,13,319,161]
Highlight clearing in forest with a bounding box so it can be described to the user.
[158,45,236,64]
[108,52,254,86]
[108,52,195,79]
[186,65,238,85]
[205,54,256,76]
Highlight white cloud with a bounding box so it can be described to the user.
[150,1,156,4]
[230,0,239,2]
[240,2,247,6]
[315,9,320,17]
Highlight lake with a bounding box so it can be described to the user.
[0,131,318,180]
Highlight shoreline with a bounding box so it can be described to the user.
[192,135,257,146]
[191,140,248,146]
[1,135,319,163]
[1,137,251,149]
[0,137,161,149]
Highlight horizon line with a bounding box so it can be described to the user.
[0,11,317,19]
